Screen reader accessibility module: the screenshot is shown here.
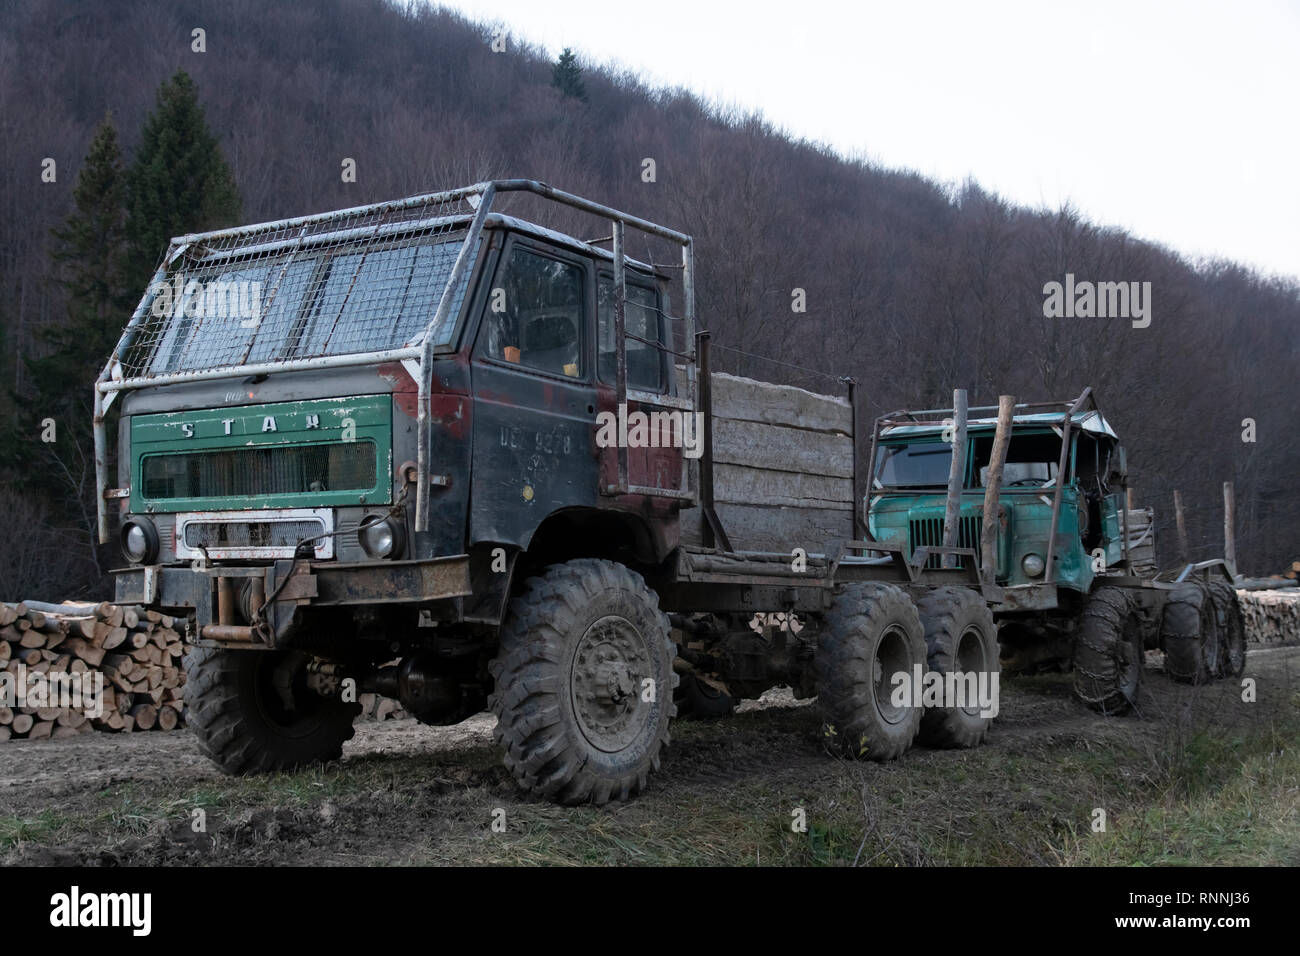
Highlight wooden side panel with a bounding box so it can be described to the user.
[680,369,854,553]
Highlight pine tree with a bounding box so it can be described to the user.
[14,113,129,449]
[4,114,132,586]
[48,113,131,375]
[125,70,242,292]
[552,48,587,103]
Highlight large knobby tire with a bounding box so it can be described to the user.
[1207,579,1246,679]
[183,646,360,774]
[1072,587,1144,714]
[488,559,677,805]
[916,587,1000,748]
[1161,581,1219,684]
[816,582,926,761]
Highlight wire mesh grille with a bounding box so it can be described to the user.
[142,442,378,500]
[117,193,482,380]
[183,519,326,550]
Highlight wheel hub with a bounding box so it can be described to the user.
[572,615,653,753]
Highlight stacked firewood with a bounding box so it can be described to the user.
[0,600,186,740]
[1236,588,1300,644]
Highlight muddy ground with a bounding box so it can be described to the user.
[2,645,1298,866]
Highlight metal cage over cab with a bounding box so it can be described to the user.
[95,179,700,545]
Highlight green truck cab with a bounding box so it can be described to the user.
[866,391,1245,715]
[868,396,1132,605]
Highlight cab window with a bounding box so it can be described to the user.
[597,276,665,392]
[482,246,584,378]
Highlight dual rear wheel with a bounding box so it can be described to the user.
[1071,577,1247,716]
[815,583,999,760]
[1162,578,1246,684]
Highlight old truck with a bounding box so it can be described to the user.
[867,394,1247,713]
[94,180,1202,805]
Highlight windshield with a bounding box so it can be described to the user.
[875,442,952,488]
[973,432,1061,487]
[124,234,477,377]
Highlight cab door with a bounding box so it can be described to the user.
[594,270,691,500]
[468,237,597,546]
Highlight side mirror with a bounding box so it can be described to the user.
[1115,446,1128,478]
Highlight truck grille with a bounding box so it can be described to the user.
[142,442,375,501]
[174,509,334,559]
[182,519,324,549]
[908,515,982,569]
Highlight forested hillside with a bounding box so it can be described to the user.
[0,0,1295,597]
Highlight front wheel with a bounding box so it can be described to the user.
[488,559,677,805]
[183,647,361,774]
[816,582,926,761]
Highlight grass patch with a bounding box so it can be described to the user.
[2,670,1296,866]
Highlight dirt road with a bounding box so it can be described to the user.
[2,644,1297,866]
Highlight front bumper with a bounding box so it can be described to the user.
[113,555,472,645]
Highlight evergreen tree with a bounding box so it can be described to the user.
[13,113,129,452]
[125,70,242,291]
[49,113,131,373]
[552,48,587,103]
[4,114,132,585]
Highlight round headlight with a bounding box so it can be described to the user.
[120,517,159,564]
[1021,553,1046,578]
[358,514,404,559]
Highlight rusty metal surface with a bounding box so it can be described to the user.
[309,555,471,605]
[995,583,1062,613]
[200,624,257,642]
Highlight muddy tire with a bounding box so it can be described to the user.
[816,582,926,760]
[488,559,677,805]
[916,587,999,748]
[1161,581,1218,684]
[183,646,360,774]
[676,672,737,719]
[1072,587,1144,714]
[1207,579,1246,679]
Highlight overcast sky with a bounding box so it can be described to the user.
[437,0,1299,281]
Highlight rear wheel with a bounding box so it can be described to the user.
[916,587,999,748]
[1161,582,1218,684]
[488,559,677,805]
[1207,579,1246,678]
[1072,587,1144,714]
[183,646,360,774]
[816,582,926,760]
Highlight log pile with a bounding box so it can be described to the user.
[1236,588,1300,644]
[0,601,187,741]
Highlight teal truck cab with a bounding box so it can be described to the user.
[867,390,1244,713]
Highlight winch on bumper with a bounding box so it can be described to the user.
[113,556,472,647]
